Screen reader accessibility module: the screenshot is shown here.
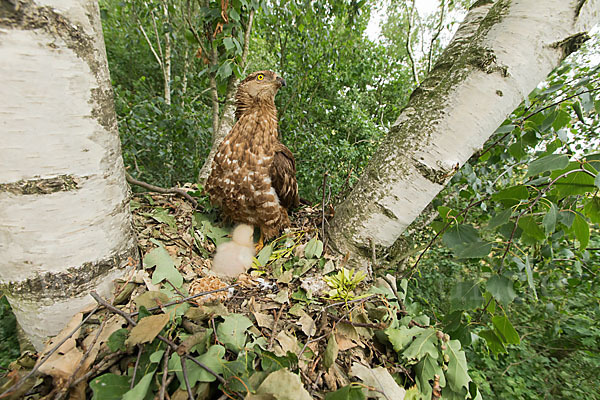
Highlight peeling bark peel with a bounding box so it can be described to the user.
[328,0,600,266]
[0,0,137,349]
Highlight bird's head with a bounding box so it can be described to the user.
[235,70,286,118]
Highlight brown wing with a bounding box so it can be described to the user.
[270,143,299,210]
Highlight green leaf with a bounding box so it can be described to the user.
[450,281,483,311]
[524,256,538,299]
[149,350,165,364]
[90,373,131,400]
[191,345,226,383]
[325,385,366,400]
[551,163,596,196]
[216,61,233,80]
[573,101,584,123]
[107,328,128,352]
[402,328,438,361]
[454,241,492,259]
[223,37,235,51]
[495,124,515,134]
[305,236,324,258]
[168,346,226,389]
[518,216,546,241]
[478,330,506,355]
[256,245,273,266]
[543,203,558,234]
[414,353,444,399]
[323,334,339,369]
[150,207,176,229]
[144,245,183,288]
[122,369,156,400]
[486,275,516,305]
[217,314,253,353]
[509,142,526,160]
[596,173,600,189]
[386,326,424,353]
[583,197,600,224]
[442,224,480,249]
[492,186,529,202]
[526,154,569,177]
[492,316,520,345]
[487,209,511,230]
[260,351,298,373]
[552,109,571,131]
[572,214,590,250]
[445,340,471,392]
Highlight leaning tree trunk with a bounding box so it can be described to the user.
[0,0,138,350]
[328,0,600,269]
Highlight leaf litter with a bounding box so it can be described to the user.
[0,190,477,400]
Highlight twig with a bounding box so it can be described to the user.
[56,315,109,399]
[427,0,445,72]
[158,347,171,400]
[70,350,125,387]
[180,357,194,400]
[267,304,285,350]
[130,284,238,317]
[298,334,328,359]
[165,279,186,299]
[137,22,163,69]
[131,345,143,389]
[321,172,329,239]
[404,0,419,84]
[326,312,386,330]
[323,294,379,310]
[126,172,198,208]
[0,306,99,399]
[90,292,227,386]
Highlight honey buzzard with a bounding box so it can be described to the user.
[206,70,299,242]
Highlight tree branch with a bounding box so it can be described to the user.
[125,172,198,208]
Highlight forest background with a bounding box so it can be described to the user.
[1,0,599,399]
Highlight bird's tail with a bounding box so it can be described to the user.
[211,224,256,277]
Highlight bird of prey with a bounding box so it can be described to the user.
[206,70,299,248]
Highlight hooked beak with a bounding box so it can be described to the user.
[276,76,287,87]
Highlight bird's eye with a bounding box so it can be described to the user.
[257,74,264,81]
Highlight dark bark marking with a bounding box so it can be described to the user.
[0,244,139,301]
[0,175,81,195]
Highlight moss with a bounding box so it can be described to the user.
[0,245,138,301]
[552,33,590,59]
[0,175,80,195]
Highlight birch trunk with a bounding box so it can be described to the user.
[0,0,138,349]
[328,0,600,269]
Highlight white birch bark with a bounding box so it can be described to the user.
[328,0,600,268]
[0,0,138,349]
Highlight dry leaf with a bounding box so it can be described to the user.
[126,313,170,346]
[298,314,316,336]
[253,312,275,329]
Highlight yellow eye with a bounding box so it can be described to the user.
[257,74,264,81]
